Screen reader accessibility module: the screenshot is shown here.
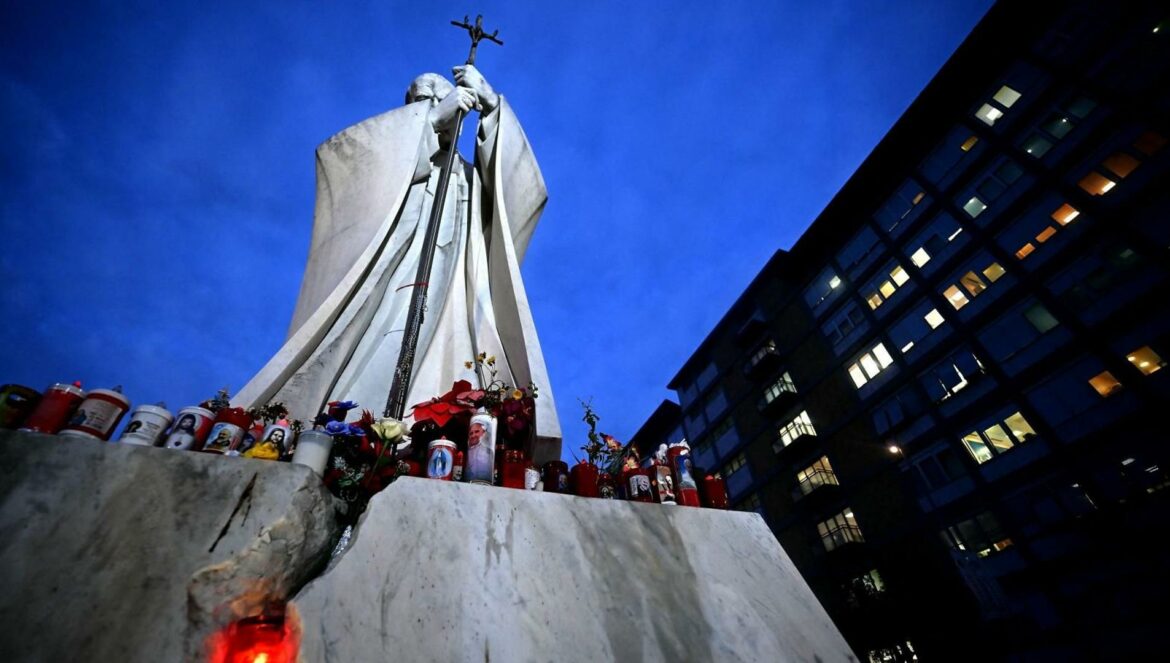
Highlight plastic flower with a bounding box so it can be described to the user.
[603,434,622,451]
[324,420,350,436]
[511,388,524,400]
[370,418,406,442]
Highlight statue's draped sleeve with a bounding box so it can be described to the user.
[234,103,431,412]
[476,97,562,449]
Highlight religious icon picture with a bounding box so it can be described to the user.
[674,454,697,491]
[464,411,496,485]
[427,438,456,480]
[628,473,652,500]
[244,426,287,461]
[203,423,241,455]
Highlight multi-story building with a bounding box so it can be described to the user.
[645,2,1170,659]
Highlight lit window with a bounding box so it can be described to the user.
[1004,412,1036,440]
[924,308,945,329]
[993,85,1022,107]
[975,103,1004,126]
[878,280,897,298]
[848,365,868,388]
[1079,171,1117,195]
[960,135,979,151]
[860,353,881,377]
[1051,203,1080,225]
[747,340,779,371]
[962,411,1036,464]
[982,424,1014,452]
[848,343,896,388]
[1126,346,1166,376]
[982,262,1006,282]
[910,247,931,267]
[942,512,1013,557]
[796,456,838,495]
[1088,371,1122,397]
[1023,304,1059,332]
[777,410,816,448]
[943,285,970,310]
[1103,152,1140,178]
[817,508,864,552]
[960,271,987,296]
[1015,243,1036,259]
[962,432,992,463]
[1022,134,1053,157]
[1035,226,1058,243]
[725,454,748,476]
[962,196,988,218]
[911,191,925,205]
[760,372,797,406]
[890,265,909,286]
[865,292,883,310]
[829,275,842,289]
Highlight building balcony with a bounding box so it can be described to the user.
[744,348,783,380]
[773,429,817,456]
[758,389,798,418]
[793,480,841,509]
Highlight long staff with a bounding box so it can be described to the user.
[383,15,503,420]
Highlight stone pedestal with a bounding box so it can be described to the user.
[293,478,856,662]
[0,431,337,662]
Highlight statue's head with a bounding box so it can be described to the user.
[405,73,454,106]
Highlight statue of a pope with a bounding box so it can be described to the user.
[234,65,561,461]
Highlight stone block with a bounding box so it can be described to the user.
[0,430,338,662]
[293,477,856,662]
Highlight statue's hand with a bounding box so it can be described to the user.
[429,86,478,132]
[454,64,498,113]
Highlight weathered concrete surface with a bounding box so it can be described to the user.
[293,477,856,662]
[0,430,338,662]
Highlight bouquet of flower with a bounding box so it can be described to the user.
[410,353,538,448]
[318,400,409,520]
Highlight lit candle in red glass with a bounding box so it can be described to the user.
[502,450,527,488]
[570,461,600,497]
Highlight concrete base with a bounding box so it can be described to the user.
[0,431,337,662]
[293,478,856,662]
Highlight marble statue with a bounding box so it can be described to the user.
[234,65,560,461]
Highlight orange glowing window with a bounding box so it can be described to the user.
[1015,243,1036,260]
[1103,153,1140,178]
[1078,172,1116,195]
[1126,346,1166,376]
[1133,131,1166,156]
[1088,371,1122,397]
[961,135,979,151]
[1035,226,1058,243]
[943,285,970,310]
[1051,203,1080,225]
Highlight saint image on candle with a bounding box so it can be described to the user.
[245,428,284,460]
[466,420,492,480]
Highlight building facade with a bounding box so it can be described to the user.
[651,2,1170,659]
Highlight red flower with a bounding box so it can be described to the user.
[411,380,477,427]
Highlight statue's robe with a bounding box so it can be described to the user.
[234,98,561,462]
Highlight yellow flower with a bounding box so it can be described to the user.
[464,361,473,369]
[487,355,496,366]
[511,388,524,400]
[371,418,405,442]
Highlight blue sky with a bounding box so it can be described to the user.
[0,0,993,459]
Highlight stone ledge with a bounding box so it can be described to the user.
[293,477,856,662]
[0,430,338,663]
